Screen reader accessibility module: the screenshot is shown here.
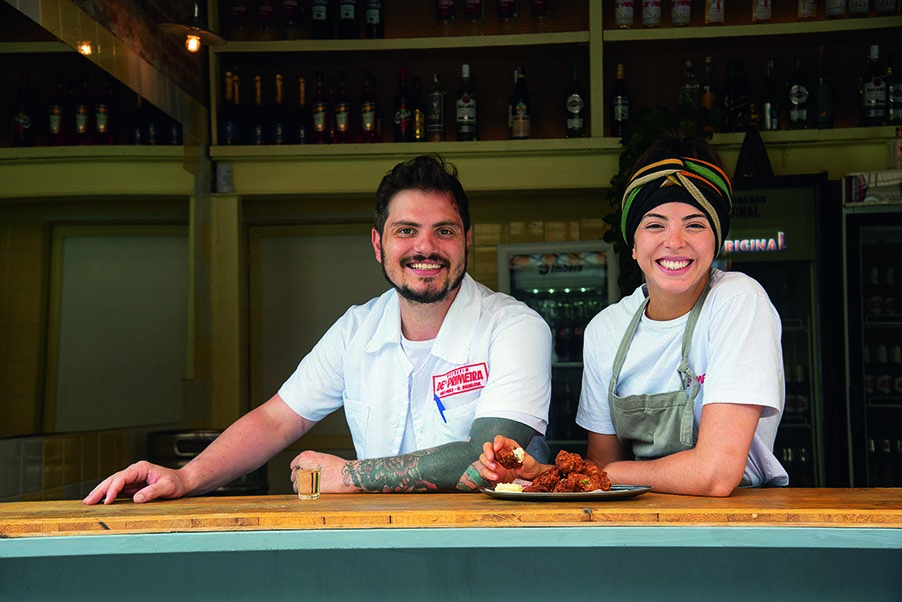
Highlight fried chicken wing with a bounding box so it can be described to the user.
[523,466,561,492]
[495,446,524,470]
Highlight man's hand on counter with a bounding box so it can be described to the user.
[291,451,359,494]
[83,461,188,505]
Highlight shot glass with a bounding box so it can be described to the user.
[294,463,321,500]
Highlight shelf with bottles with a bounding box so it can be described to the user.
[216,1,588,43]
[0,50,185,149]
[209,42,591,146]
[865,434,902,487]
[601,18,901,136]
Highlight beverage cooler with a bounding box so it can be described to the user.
[497,240,620,457]
[718,174,840,488]
[842,169,902,488]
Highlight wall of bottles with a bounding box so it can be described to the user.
[860,239,902,486]
[2,54,182,148]
[604,6,901,136]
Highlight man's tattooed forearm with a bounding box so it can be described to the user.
[341,450,441,493]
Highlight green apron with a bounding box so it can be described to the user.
[607,284,711,460]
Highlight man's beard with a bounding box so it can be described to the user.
[380,247,467,304]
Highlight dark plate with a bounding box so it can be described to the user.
[480,485,652,501]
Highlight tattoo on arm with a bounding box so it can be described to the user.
[340,417,540,493]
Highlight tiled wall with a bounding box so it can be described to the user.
[0,429,147,502]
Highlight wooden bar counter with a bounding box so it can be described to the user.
[2,488,901,601]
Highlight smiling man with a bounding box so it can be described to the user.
[85,154,552,504]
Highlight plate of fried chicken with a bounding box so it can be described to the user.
[482,450,650,501]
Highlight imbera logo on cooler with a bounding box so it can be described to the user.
[433,363,488,397]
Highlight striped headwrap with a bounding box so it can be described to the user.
[620,156,733,256]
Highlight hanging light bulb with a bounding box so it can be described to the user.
[160,1,225,53]
[185,34,202,53]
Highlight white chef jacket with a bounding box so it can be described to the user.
[279,274,552,459]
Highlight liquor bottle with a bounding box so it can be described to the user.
[281,0,304,39]
[456,64,478,141]
[310,70,331,143]
[798,0,816,18]
[610,63,630,138]
[437,0,456,35]
[797,447,814,487]
[359,69,379,143]
[875,0,897,15]
[888,52,902,125]
[295,77,311,144]
[814,45,834,129]
[73,72,94,146]
[826,0,847,18]
[497,0,517,34]
[860,45,888,127]
[10,72,36,147]
[166,117,183,146]
[393,67,414,142]
[700,56,719,132]
[723,58,751,132]
[255,0,280,40]
[671,0,690,26]
[705,0,724,24]
[864,344,874,400]
[311,0,332,39]
[793,364,809,414]
[333,70,352,143]
[230,0,251,40]
[338,0,359,39]
[220,71,242,145]
[565,64,586,138]
[876,344,892,397]
[642,0,661,27]
[678,59,700,116]
[848,0,869,17]
[866,265,883,315]
[364,0,384,38]
[752,0,771,23]
[411,75,427,142]
[895,126,902,169]
[426,73,446,142]
[866,438,878,486]
[326,77,337,142]
[94,76,114,145]
[884,267,897,315]
[271,73,290,145]
[509,65,531,140]
[531,0,551,32]
[48,72,69,146]
[465,0,484,35]
[249,74,268,144]
[760,59,780,131]
[787,55,809,130]
[506,68,518,138]
[879,439,895,486]
[615,0,634,28]
[142,97,162,145]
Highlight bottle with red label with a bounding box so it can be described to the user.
[393,67,414,142]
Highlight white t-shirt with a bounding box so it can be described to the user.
[279,274,552,460]
[576,269,789,486]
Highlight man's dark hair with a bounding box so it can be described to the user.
[374,154,470,236]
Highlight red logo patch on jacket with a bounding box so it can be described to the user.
[433,363,488,397]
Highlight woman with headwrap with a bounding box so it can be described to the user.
[481,133,788,496]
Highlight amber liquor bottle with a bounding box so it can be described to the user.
[295,76,311,144]
[271,74,290,144]
[310,71,332,143]
[11,71,36,147]
[94,76,115,145]
[333,70,353,143]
